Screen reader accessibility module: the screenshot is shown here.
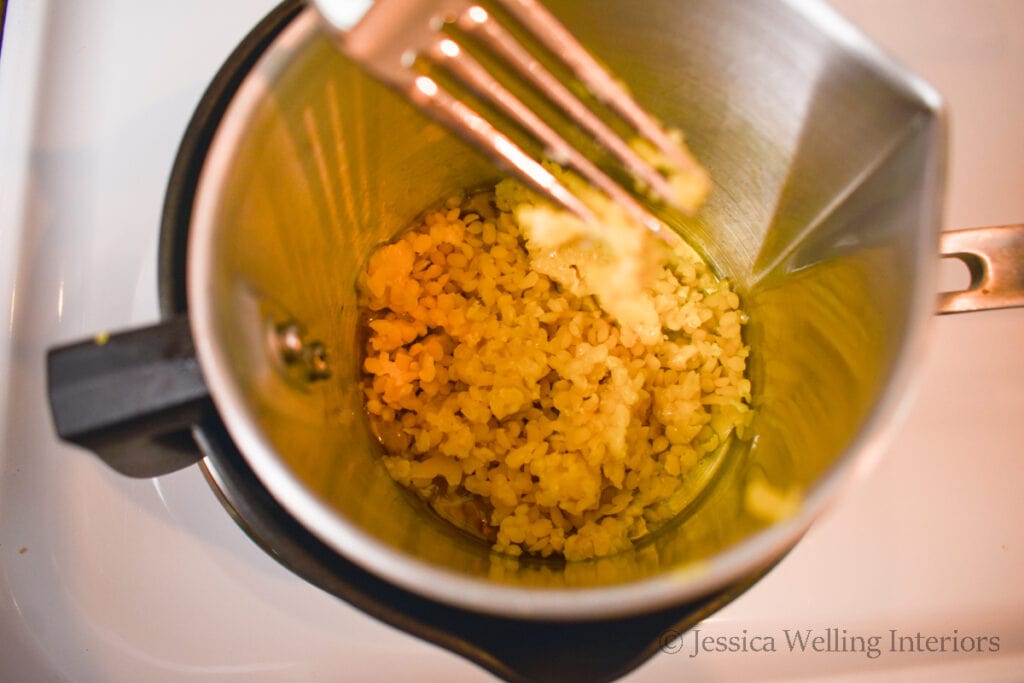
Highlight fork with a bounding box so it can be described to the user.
[312,0,704,241]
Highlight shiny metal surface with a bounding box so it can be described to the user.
[938,224,1024,313]
[186,0,946,619]
[311,0,699,238]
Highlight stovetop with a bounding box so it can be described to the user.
[1,1,1022,681]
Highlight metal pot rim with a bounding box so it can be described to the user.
[185,2,944,620]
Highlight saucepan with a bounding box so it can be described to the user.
[45,0,1023,680]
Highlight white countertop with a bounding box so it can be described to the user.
[1,1,1021,681]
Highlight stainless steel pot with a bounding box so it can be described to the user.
[46,0,1023,677]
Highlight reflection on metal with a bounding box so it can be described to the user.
[274,320,332,382]
[310,0,696,237]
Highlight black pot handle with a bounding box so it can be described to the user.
[46,314,212,477]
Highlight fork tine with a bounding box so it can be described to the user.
[453,5,680,206]
[401,71,598,222]
[424,32,668,235]
[493,0,703,176]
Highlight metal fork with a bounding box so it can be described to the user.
[312,0,703,240]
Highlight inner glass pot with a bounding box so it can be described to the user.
[187,0,943,619]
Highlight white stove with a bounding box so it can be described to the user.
[1,1,1021,681]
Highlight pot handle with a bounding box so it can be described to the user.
[46,314,211,477]
[937,224,1024,314]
